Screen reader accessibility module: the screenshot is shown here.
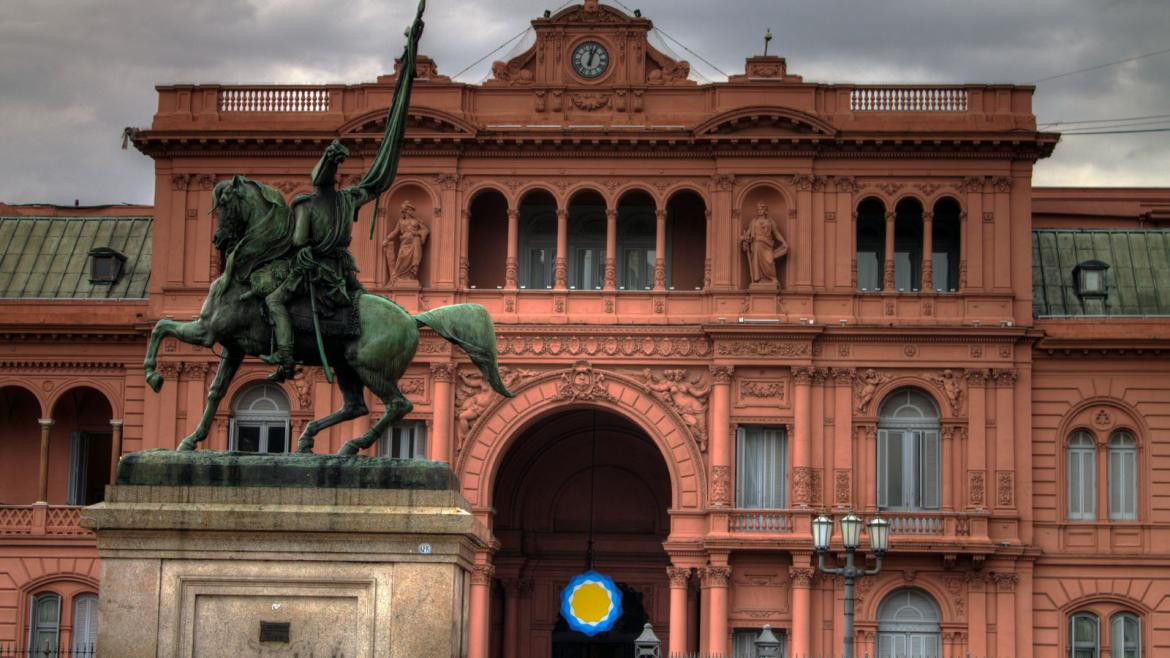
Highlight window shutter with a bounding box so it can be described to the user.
[67,432,84,506]
[877,429,890,508]
[73,594,98,651]
[922,430,940,510]
[228,418,238,451]
[1083,446,1096,518]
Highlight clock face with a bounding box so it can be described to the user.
[571,41,610,79]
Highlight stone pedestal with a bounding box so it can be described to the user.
[82,450,491,658]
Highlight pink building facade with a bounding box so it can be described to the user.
[2,3,1170,656]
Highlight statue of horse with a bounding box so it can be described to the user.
[142,175,513,455]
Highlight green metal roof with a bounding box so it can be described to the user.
[1033,228,1170,317]
[0,216,152,299]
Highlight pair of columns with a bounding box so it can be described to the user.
[881,210,935,291]
[502,206,668,291]
[34,418,123,504]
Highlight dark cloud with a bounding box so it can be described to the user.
[1,0,1166,204]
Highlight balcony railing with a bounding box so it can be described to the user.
[218,88,331,112]
[0,505,91,537]
[850,87,969,112]
[730,509,794,533]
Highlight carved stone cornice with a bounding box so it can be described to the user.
[789,567,815,588]
[831,367,855,385]
[702,566,732,588]
[471,564,496,585]
[709,365,734,384]
[991,368,1017,387]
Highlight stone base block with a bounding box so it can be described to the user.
[83,452,489,658]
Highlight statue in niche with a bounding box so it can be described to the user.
[740,202,789,285]
[382,200,430,284]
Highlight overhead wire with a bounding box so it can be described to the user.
[608,0,730,79]
[450,0,576,81]
[1026,45,1170,85]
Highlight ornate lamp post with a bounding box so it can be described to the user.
[812,511,889,658]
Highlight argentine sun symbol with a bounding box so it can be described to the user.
[560,571,623,636]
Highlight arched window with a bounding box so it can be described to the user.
[1068,431,1096,520]
[1070,612,1100,658]
[28,592,62,654]
[1111,612,1140,658]
[856,198,885,291]
[72,593,98,653]
[1109,431,1137,520]
[894,198,924,292]
[231,383,290,454]
[567,190,607,290]
[616,190,657,290]
[877,389,940,511]
[876,588,941,658]
[518,190,557,289]
[931,197,961,292]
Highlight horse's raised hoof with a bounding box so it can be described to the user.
[338,441,360,456]
[147,371,164,393]
[176,437,197,452]
[296,437,315,454]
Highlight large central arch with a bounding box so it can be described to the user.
[456,363,706,514]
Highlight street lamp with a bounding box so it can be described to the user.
[811,512,888,658]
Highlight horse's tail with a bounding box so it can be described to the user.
[414,304,515,397]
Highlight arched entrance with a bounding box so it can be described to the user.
[491,408,671,658]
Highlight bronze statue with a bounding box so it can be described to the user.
[141,0,514,455]
[740,201,789,284]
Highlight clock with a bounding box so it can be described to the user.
[571,41,610,79]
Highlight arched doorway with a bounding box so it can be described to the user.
[492,408,671,658]
[51,387,114,506]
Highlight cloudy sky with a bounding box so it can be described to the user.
[1,0,1167,205]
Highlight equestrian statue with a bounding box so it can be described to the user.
[141,0,514,455]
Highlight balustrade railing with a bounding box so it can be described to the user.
[884,512,946,535]
[218,87,331,112]
[729,509,794,533]
[0,505,90,537]
[850,87,968,112]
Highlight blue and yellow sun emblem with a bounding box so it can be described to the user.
[560,571,623,636]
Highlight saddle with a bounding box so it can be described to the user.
[289,291,361,338]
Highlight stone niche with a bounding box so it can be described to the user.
[82,450,490,658]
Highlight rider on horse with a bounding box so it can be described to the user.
[256,14,425,382]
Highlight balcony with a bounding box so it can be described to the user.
[725,509,991,551]
[0,504,92,538]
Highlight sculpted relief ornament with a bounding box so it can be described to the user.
[556,361,614,402]
[926,369,964,415]
[642,368,711,448]
[740,202,789,286]
[455,365,536,442]
[382,200,430,284]
[854,369,891,413]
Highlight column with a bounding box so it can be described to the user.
[503,579,520,658]
[966,370,988,510]
[708,366,734,508]
[941,425,957,512]
[667,567,690,656]
[467,560,494,658]
[789,562,814,657]
[792,367,814,507]
[603,207,617,290]
[429,363,455,462]
[832,369,854,509]
[794,175,814,289]
[883,210,896,290]
[922,211,934,292]
[505,208,519,289]
[703,565,731,656]
[37,418,54,503]
[109,419,124,485]
[554,208,568,289]
[654,207,667,290]
[994,571,1018,658]
[967,575,987,657]
[993,369,1017,511]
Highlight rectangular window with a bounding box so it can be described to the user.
[230,419,290,454]
[857,251,881,291]
[571,246,605,289]
[378,421,427,459]
[72,594,98,653]
[522,247,554,289]
[1068,445,1096,520]
[620,246,655,290]
[877,429,940,511]
[1109,446,1137,520]
[736,426,787,509]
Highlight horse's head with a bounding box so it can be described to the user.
[211,175,284,253]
